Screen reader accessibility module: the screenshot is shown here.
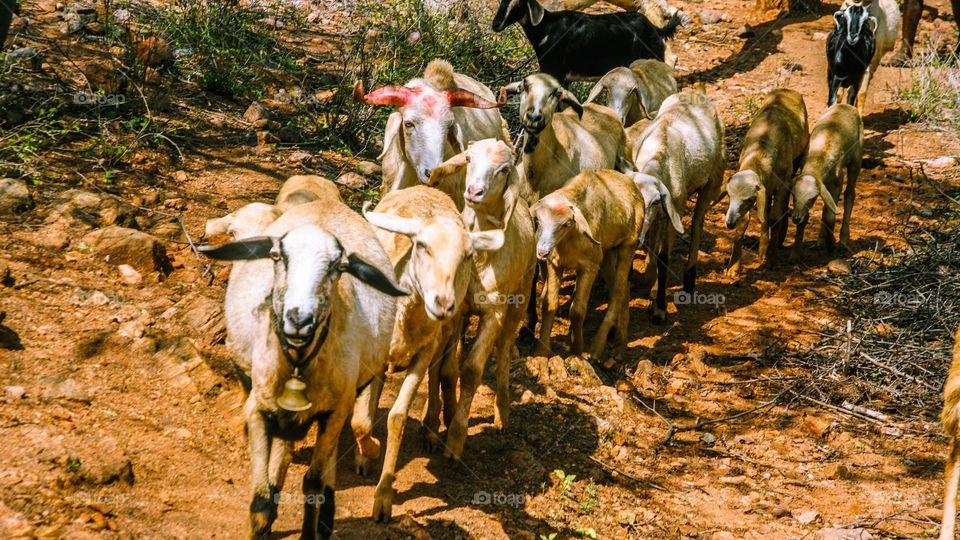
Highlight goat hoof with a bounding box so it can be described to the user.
[355,455,373,476]
[652,309,668,325]
[372,487,393,523]
[682,268,697,293]
[422,429,443,453]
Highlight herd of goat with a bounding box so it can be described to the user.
[190,0,960,538]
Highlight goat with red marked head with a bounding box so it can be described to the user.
[356,60,512,209]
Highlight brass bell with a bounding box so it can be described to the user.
[277,370,312,412]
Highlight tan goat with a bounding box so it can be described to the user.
[941,325,960,540]
[724,89,809,275]
[532,170,643,360]
[790,103,862,259]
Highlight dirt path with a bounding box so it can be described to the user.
[2,0,960,538]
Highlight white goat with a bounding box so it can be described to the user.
[631,89,726,323]
[199,199,407,540]
[356,59,511,208]
[532,170,642,360]
[204,202,281,242]
[724,89,809,275]
[428,138,536,460]
[841,0,900,112]
[791,103,863,258]
[500,72,627,198]
[585,61,677,126]
[361,186,503,522]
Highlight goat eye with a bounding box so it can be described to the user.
[270,251,282,262]
[403,121,414,129]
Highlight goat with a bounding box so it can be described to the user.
[532,170,642,360]
[840,0,900,112]
[204,202,281,243]
[791,103,862,258]
[585,61,677,126]
[492,0,683,84]
[361,186,503,522]
[199,199,407,540]
[276,175,342,212]
[500,72,626,198]
[631,89,725,323]
[827,4,877,107]
[940,324,960,540]
[0,0,17,50]
[428,138,536,460]
[355,59,510,209]
[725,89,809,275]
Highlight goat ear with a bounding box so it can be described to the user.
[833,10,844,28]
[204,214,232,239]
[199,236,276,261]
[527,0,544,25]
[470,229,505,251]
[571,205,600,245]
[428,152,468,186]
[558,89,584,119]
[501,166,522,227]
[378,112,403,161]
[340,253,408,296]
[866,15,877,32]
[585,81,604,104]
[447,122,466,153]
[363,210,423,237]
[818,180,839,213]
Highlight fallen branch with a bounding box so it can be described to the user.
[587,456,667,492]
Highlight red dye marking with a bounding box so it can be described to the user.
[414,91,450,118]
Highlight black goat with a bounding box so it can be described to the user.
[0,0,18,51]
[492,0,682,84]
[826,4,877,106]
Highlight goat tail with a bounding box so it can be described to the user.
[657,11,683,40]
[943,325,960,437]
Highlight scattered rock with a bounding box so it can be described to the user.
[133,36,173,67]
[82,226,171,274]
[357,160,381,177]
[336,172,369,189]
[178,294,226,347]
[803,414,833,438]
[697,9,724,24]
[737,25,754,38]
[822,462,850,480]
[243,102,271,124]
[0,501,34,538]
[287,150,313,165]
[566,355,603,386]
[41,377,92,403]
[782,62,803,73]
[46,189,137,230]
[0,260,12,286]
[5,386,25,400]
[156,337,222,395]
[86,291,110,306]
[117,263,143,285]
[520,389,534,404]
[792,509,820,525]
[82,61,126,95]
[701,432,717,445]
[258,16,283,28]
[827,258,851,275]
[0,178,33,215]
[276,126,303,143]
[813,527,872,540]
[75,447,134,486]
[632,359,661,397]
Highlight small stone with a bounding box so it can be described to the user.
[172,170,189,183]
[287,151,313,165]
[803,414,833,438]
[737,25,754,38]
[336,172,369,189]
[86,291,110,306]
[0,261,11,286]
[82,62,125,95]
[5,386,25,400]
[0,178,33,215]
[701,432,716,444]
[82,226,170,274]
[520,389,534,404]
[812,527,872,540]
[697,9,723,24]
[925,156,957,168]
[793,509,819,525]
[117,264,142,285]
[356,160,381,177]
[827,258,851,275]
[243,102,271,124]
[172,428,191,439]
[718,475,746,484]
[41,377,91,403]
[822,462,850,480]
[276,126,303,143]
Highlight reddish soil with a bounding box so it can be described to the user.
[2,0,960,538]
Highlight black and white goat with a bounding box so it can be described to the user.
[491,0,682,84]
[826,4,877,107]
